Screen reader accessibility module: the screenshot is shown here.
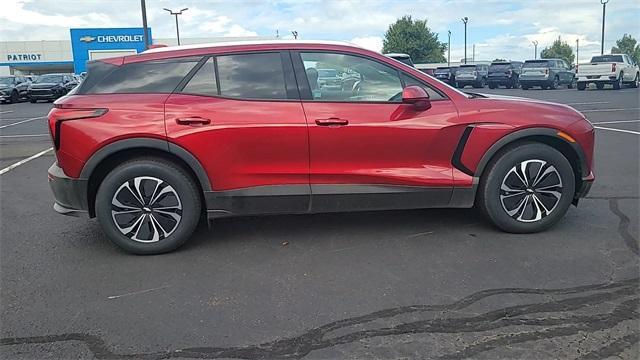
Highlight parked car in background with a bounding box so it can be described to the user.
[0,75,31,103]
[24,75,38,83]
[47,40,594,254]
[520,59,575,90]
[433,66,457,85]
[28,73,77,103]
[576,54,639,90]
[316,68,342,90]
[455,64,488,88]
[415,66,434,76]
[385,53,414,67]
[487,61,523,89]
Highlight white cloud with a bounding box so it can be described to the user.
[224,25,258,37]
[350,36,383,52]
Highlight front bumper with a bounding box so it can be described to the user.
[29,89,62,100]
[48,162,89,217]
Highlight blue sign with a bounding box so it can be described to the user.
[70,27,152,73]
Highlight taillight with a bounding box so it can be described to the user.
[472,71,477,76]
[49,107,107,150]
[611,63,616,72]
[545,68,549,75]
[506,69,512,75]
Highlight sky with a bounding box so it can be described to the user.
[1,0,639,63]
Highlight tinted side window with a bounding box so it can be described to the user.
[401,73,445,100]
[182,58,217,96]
[217,53,287,100]
[86,58,200,94]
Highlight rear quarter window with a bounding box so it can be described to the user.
[81,57,200,94]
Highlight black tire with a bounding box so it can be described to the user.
[596,83,604,90]
[631,73,639,88]
[577,82,586,91]
[521,85,529,90]
[9,90,18,103]
[567,78,575,89]
[613,72,623,90]
[477,142,575,233]
[549,76,559,90]
[95,158,202,254]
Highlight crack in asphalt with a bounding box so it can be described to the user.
[608,198,639,256]
[574,331,640,360]
[1,278,638,359]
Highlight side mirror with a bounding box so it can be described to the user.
[402,85,431,111]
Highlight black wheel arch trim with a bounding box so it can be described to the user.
[79,137,212,192]
[453,126,589,179]
[474,127,589,178]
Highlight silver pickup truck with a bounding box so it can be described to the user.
[576,54,639,90]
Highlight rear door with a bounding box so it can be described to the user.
[164,52,310,215]
[292,51,458,212]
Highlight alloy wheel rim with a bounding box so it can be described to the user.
[111,176,182,243]
[499,159,563,223]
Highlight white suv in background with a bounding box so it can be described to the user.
[576,54,639,90]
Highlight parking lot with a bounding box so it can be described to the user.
[0,86,638,359]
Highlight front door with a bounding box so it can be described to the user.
[293,51,459,212]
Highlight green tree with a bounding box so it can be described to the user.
[540,36,575,65]
[382,15,446,63]
[493,58,507,62]
[611,34,640,64]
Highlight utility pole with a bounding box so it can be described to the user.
[291,31,298,40]
[461,17,468,64]
[600,0,610,55]
[532,40,538,59]
[576,38,579,66]
[472,44,475,62]
[140,0,150,50]
[447,30,451,67]
[163,7,188,46]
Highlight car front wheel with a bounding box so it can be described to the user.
[95,158,201,254]
[477,142,575,233]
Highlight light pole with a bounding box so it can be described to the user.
[576,38,579,67]
[163,7,188,46]
[461,17,468,64]
[140,0,150,50]
[447,30,451,67]
[291,31,298,40]
[532,40,538,59]
[600,0,609,55]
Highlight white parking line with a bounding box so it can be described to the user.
[0,147,53,176]
[594,126,640,135]
[0,134,50,138]
[0,110,14,115]
[592,119,640,125]
[581,108,640,113]
[0,116,46,129]
[566,101,610,106]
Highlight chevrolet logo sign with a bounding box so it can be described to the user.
[79,36,96,43]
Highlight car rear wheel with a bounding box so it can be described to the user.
[95,158,201,254]
[577,82,586,91]
[549,76,559,90]
[477,142,575,233]
[632,73,639,88]
[613,72,623,90]
[10,90,18,103]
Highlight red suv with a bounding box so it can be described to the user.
[48,41,595,254]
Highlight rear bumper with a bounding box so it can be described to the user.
[48,162,89,217]
[487,77,513,85]
[519,79,553,87]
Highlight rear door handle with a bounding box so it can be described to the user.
[176,117,211,125]
[315,118,349,126]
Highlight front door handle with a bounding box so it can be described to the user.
[176,117,211,125]
[315,118,349,126]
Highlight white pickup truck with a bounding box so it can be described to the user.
[576,54,639,90]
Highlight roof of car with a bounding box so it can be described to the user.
[143,39,359,54]
[384,53,411,58]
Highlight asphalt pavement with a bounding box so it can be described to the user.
[0,85,638,359]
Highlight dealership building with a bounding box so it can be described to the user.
[0,27,276,76]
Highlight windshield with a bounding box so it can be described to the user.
[317,69,337,78]
[457,66,476,73]
[523,60,551,68]
[434,68,449,74]
[35,75,63,83]
[0,77,15,85]
[489,63,511,71]
[590,55,623,63]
